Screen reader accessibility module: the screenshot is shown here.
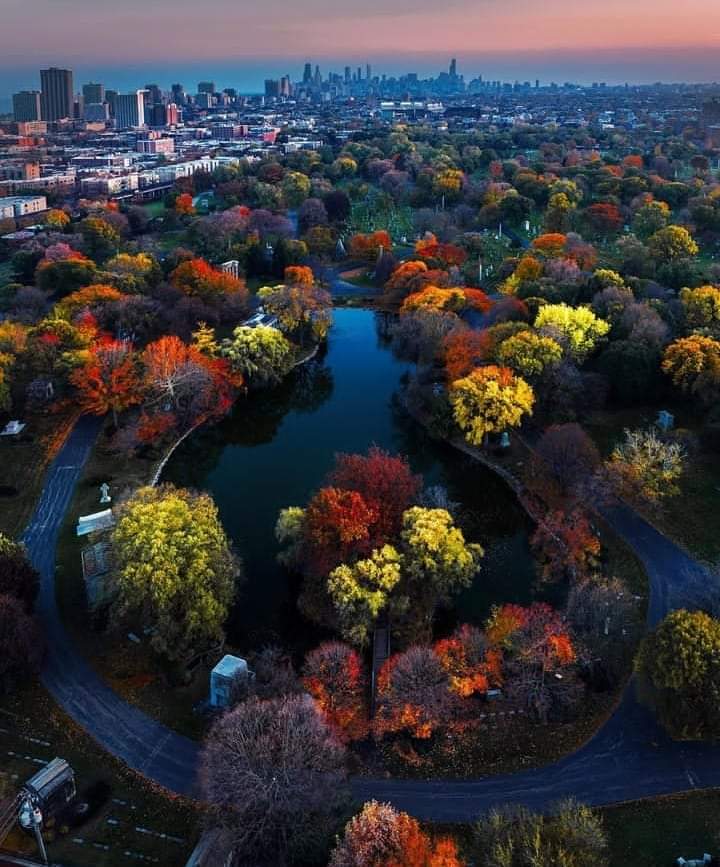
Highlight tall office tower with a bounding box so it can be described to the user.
[115,91,146,128]
[356,67,362,82]
[280,75,292,97]
[105,90,118,117]
[82,82,104,104]
[197,81,215,94]
[73,95,84,119]
[40,67,74,121]
[344,66,351,83]
[144,83,162,105]
[303,62,312,83]
[84,103,109,122]
[449,58,457,77]
[12,90,41,122]
[264,79,280,99]
[366,63,371,81]
[314,65,322,86]
[171,83,187,105]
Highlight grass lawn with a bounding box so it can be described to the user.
[0,408,78,539]
[53,421,211,739]
[0,683,199,867]
[603,790,720,866]
[142,200,167,219]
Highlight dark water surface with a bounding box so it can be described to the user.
[164,308,539,654]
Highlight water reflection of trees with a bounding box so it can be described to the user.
[163,356,334,485]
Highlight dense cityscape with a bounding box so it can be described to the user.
[0,30,720,867]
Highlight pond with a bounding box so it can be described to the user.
[164,308,542,655]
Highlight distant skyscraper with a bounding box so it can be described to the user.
[280,75,292,97]
[344,66,351,83]
[198,81,215,94]
[171,83,186,105]
[144,83,162,105]
[366,63,371,81]
[303,63,312,83]
[84,102,109,122]
[12,90,41,122]
[40,67,74,121]
[82,82,104,104]
[356,66,361,82]
[105,90,118,117]
[264,79,280,98]
[115,91,146,128]
[449,58,457,77]
[166,103,180,126]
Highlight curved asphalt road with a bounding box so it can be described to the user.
[22,416,720,817]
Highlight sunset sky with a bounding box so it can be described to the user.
[1,0,719,95]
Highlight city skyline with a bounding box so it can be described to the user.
[1,45,720,107]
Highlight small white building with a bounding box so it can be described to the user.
[0,195,47,219]
[210,655,249,708]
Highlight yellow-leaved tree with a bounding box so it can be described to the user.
[449,365,534,446]
[110,485,240,661]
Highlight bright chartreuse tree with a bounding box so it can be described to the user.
[221,324,295,386]
[110,485,240,661]
[535,303,610,360]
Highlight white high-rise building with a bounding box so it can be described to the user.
[114,91,146,129]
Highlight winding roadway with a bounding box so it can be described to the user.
[21,415,720,818]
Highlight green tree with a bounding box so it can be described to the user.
[636,609,720,738]
[221,324,294,386]
[632,200,670,239]
[449,365,534,446]
[110,485,239,661]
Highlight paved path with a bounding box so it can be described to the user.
[22,416,199,796]
[21,416,720,817]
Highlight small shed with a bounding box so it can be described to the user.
[20,758,76,821]
[76,509,115,537]
[210,655,248,709]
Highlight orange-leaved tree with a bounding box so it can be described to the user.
[70,339,141,425]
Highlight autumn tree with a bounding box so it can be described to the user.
[434,624,500,697]
[174,192,195,216]
[449,365,534,446]
[583,202,623,237]
[110,485,239,661]
[636,609,720,738]
[401,286,490,315]
[401,507,483,602]
[170,257,247,303]
[0,534,39,612]
[220,324,294,386]
[349,230,392,262]
[303,487,379,576]
[535,303,610,360]
[473,801,607,867]
[200,694,349,865]
[70,339,141,424]
[45,208,70,230]
[284,264,315,287]
[330,801,464,867]
[374,646,455,738]
[0,595,43,694]
[302,642,369,741]
[647,224,699,263]
[526,424,601,508]
[328,447,422,541]
[531,509,601,584]
[443,328,493,382]
[662,335,720,405]
[80,215,121,262]
[35,254,98,295]
[632,200,670,239]
[328,545,404,646]
[55,284,125,320]
[680,285,720,331]
[607,427,686,503]
[259,283,332,345]
[496,330,562,377]
[486,603,580,721]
